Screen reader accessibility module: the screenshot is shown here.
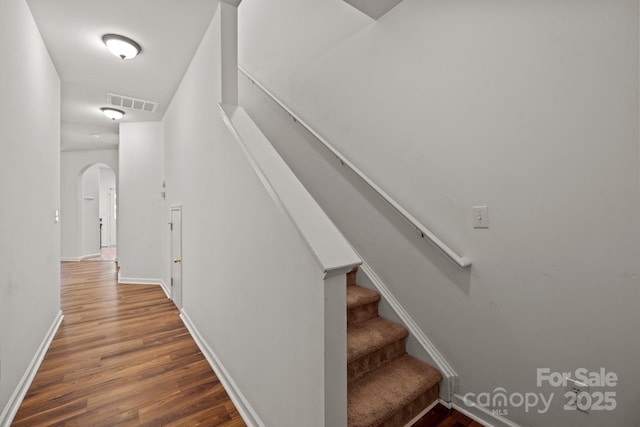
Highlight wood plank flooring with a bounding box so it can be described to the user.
[412,404,484,427]
[12,260,245,426]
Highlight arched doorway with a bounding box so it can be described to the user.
[81,163,117,260]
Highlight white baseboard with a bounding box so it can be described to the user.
[118,276,164,286]
[403,399,440,426]
[357,260,459,401]
[118,275,169,298]
[451,394,521,427]
[180,309,264,427]
[0,311,64,427]
[62,253,101,262]
[159,279,171,299]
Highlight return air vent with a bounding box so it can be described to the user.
[106,93,158,113]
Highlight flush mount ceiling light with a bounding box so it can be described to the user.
[102,34,141,60]
[100,107,125,120]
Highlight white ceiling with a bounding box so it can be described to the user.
[27,0,219,151]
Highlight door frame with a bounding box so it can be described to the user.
[170,204,183,309]
[107,187,117,247]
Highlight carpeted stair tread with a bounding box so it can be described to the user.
[347,285,381,325]
[347,317,408,363]
[344,268,443,426]
[348,354,442,427]
[347,285,381,309]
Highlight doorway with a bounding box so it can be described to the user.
[99,167,117,251]
[80,164,117,260]
[170,205,183,310]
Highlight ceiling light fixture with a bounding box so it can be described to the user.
[101,107,125,120]
[102,34,142,60]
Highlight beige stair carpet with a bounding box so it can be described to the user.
[346,268,442,427]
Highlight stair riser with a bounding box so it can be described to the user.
[378,385,440,427]
[346,273,442,427]
[347,301,379,325]
[347,270,357,286]
[348,339,406,382]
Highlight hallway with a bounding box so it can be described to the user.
[12,260,245,426]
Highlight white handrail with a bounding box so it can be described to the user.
[238,66,471,268]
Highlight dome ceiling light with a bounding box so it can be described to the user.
[102,34,142,60]
[100,107,125,120]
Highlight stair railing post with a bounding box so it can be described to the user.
[323,268,351,427]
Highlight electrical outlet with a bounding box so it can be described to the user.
[565,377,590,414]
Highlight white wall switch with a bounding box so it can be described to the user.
[54,210,60,224]
[473,206,489,228]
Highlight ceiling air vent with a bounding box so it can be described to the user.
[106,93,158,113]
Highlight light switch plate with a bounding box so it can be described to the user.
[473,206,489,228]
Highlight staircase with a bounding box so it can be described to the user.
[346,268,442,427]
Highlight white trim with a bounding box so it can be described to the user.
[403,399,440,427]
[401,397,520,427]
[117,276,164,286]
[159,279,171,299]
[180,310,265,427]
[358,259,459,401]
[439,399,452,409]
[168,203,183,222]
[0,311,63,427]
[218,104,361,277]
[451,394,522,427]
[61,253,102,261]
[169,204,183,310]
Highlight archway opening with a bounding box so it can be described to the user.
[81,163,117,261]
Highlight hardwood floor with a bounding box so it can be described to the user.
[12,260,245,426]
[412,404,484,427]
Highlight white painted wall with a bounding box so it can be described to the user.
[161,4,352,424]
[60,149,118,260]
[238,1,640,426]
[0,0,61,422]
[99,167,116,247]
[118,122,163,283]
